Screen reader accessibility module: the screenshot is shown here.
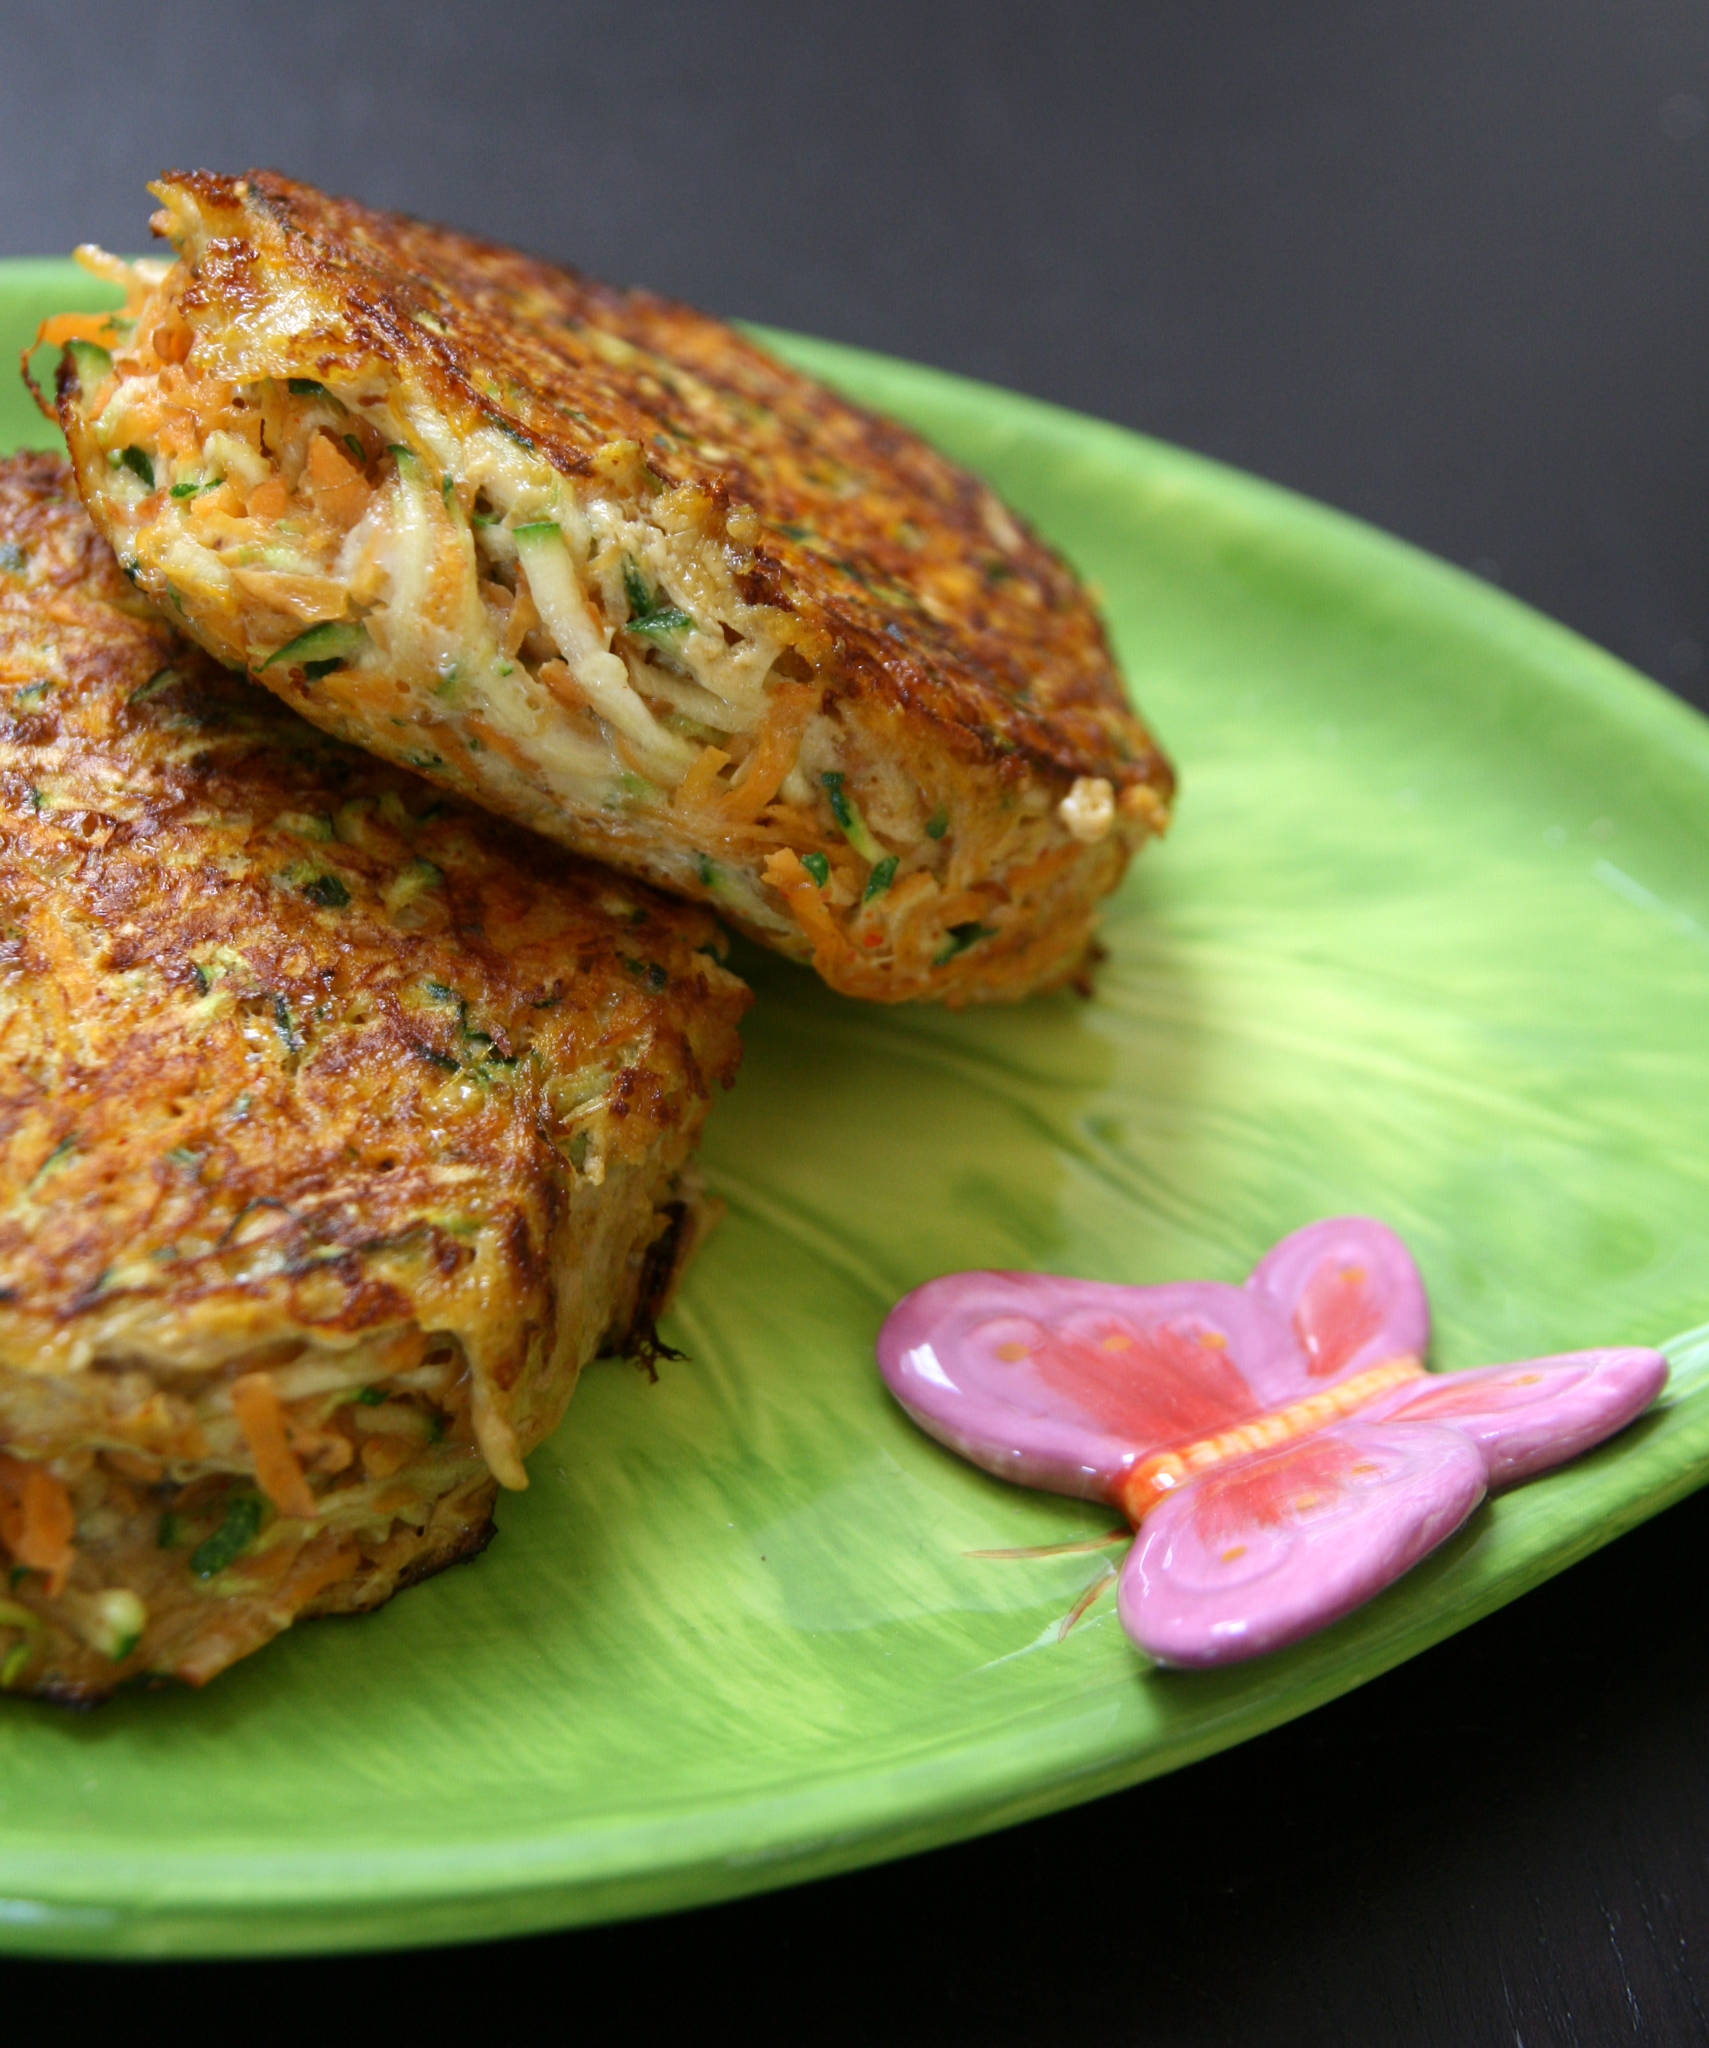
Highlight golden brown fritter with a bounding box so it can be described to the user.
[0,451,747,1701]
[46,171,1173,1003]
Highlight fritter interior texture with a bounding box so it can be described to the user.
[0,452,747,1702]
[47,170,1173,1004]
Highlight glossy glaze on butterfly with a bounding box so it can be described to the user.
[877,1219,1666,1667]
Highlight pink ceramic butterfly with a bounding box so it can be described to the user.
[877,1218,1667,1667]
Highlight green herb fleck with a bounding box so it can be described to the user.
[424,980,458,1004]
[934,920,996,965]
[925,809,949,840]
[342,433,366,467]
[287,378,327,397]
[157,1512,181,1549]
[262,621,365,676]
[116,446,155,489]
[129,665,181,705]
[356,1386,387,1407]
[64,329,116,383]
[863,855,898,902]
[0,1643,29,1690]
[300,873,350,910]
[801,850,830,887]
[822,772,854,831]
[633,605,692,639]
[820,771,884,862]
[169,476,222,499]
[29,1135,77,1187]
[190,1493,263,1578]
[16,680,49,709]
[696,853,719,888]
[188,960,210,995]
[0,542,26,574]
[621,559,693,640]
[272,994,302,1053]
[418,1045,460,1073]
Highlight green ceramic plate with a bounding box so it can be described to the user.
[3,259,1708,1958]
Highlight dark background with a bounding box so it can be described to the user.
[5,2,1709,2039]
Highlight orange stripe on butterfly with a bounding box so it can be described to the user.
[1116,1355,1425,1524]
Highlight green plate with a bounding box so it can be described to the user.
[3,258,1708,1958]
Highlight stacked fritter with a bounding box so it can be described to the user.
[0,451,746,1699]
[53,171,1172,1004]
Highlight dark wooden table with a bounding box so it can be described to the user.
[5,4,1706,2037]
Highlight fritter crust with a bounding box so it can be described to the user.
[0,451,747,1700]
[49,172,1173,1002]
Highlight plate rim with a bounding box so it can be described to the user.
[3,257,1708,1957]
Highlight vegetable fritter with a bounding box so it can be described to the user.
[46,171,1173,1004]
[0,452,747,1702]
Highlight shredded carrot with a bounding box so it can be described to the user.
[282,1540,361,1608]
[763,847,848,962]
[536,658,586,712]
[304,432,371,529]
[673,744,731,812]
[245,477,291,521]
[151,318,192,365]
[230,1373,317,1519]
[0,1455,76,1594]
[464,714,545,780]
[187,482,245,526]
[306,430,355,488]
[227,565,350,622]
[720,683,816,822]
[359,1436,413,1481]
[997,840,1081,904]
[34,311,118,349]
[502,579,540,658]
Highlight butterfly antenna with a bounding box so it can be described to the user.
[1056,1561,1118,1639]
[965,1527,1129,1560]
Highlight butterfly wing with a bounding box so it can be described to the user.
[1118,1418,1487,1666]
[1367,1347,1668,1488]
[1246,1217,1430,1397]
[876,1270,1289,1502]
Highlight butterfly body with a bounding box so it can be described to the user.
[876,1219,1666,1667]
